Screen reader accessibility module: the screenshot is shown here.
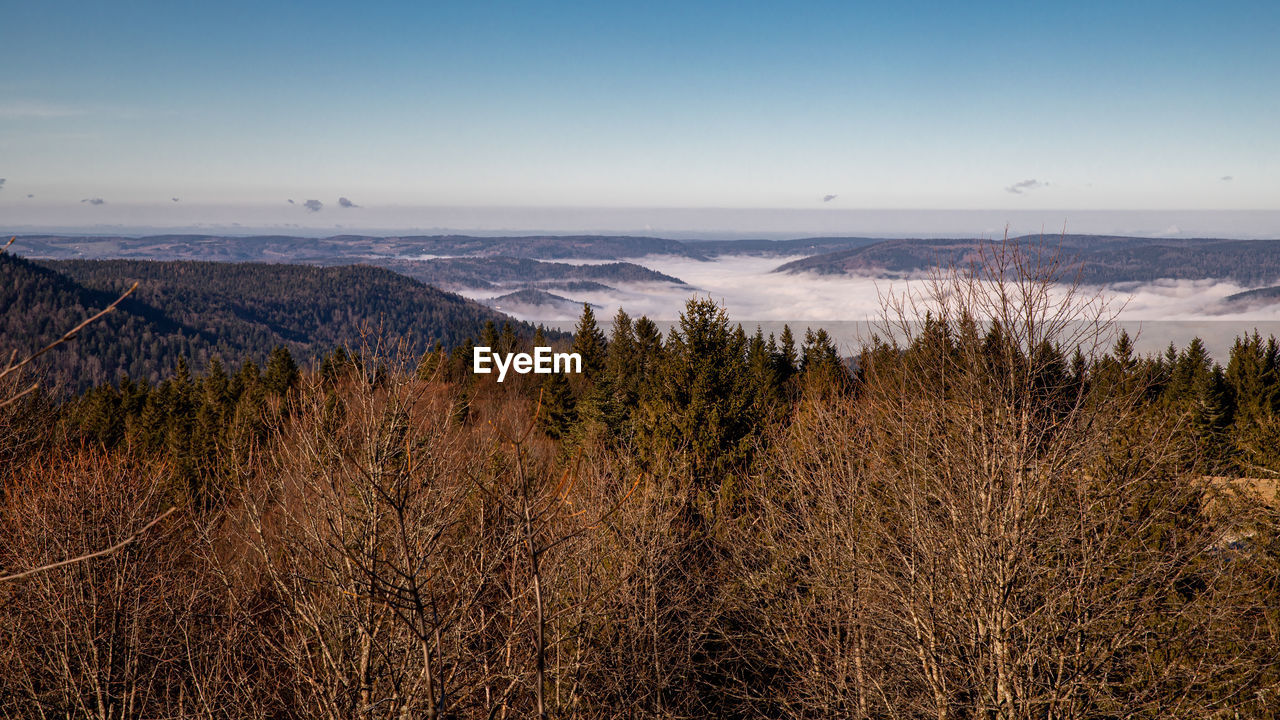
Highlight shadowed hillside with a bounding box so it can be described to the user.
[2,253,552,392]
[777,234,1280,284]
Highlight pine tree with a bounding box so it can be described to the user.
[203,357,230,410]
[800,327,843,379]
[776,324,798,385]
[1225,332,1280,473]
[416,341,446,381]
[1226,332,1279,423]
[1163,337,1233,470]
[747,326,781,410]
[571,304,607,379]
[539,371,577,439]
[606,309,638,398]
[481,319,500,351]
[263,346,299,397]
[320,347,350,383]
[645,297,757,484]
[499,321,518,355]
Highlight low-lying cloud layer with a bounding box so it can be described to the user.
[443,253,1280,360]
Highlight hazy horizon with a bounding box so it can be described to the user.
[4,207,1278,240]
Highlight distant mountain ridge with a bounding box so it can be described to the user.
[482,289,601,317]
[13,232,1280,295]
[776,234,1280,285]
[11,233,882,263]
[1222,285,1280,310]
[379,256,686,291]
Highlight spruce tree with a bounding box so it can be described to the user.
[747,326,781,410]
[606,309,639,400]
[499,321,518,355]
[539,371,577,439]
[776,324,798,385]
[571,304,607,379]
[645,297,757,484]
[416,341,445,381]
[264,346,299,397]
[800,327,843,379]
[481,319,499,351]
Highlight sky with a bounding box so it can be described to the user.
[2,0,1278,234]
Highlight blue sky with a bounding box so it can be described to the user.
[1,0,1277,231]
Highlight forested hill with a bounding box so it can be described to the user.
[776,234,1280,284]
[2,253,549,393]
[12,233,880,262]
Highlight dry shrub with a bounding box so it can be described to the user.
[0,451,217,718]
[748,241,1274,719]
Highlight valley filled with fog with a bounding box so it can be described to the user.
[454,253,1280,361]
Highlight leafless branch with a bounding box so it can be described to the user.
[0,506,177,583]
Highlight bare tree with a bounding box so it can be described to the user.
[747,239,1270,719]
[0,452,198,718]
[232,341,490,719]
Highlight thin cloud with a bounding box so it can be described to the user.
[822,194,837,203]
[303,199,323,212]
[1005,179,1048,194]
[338,196,360,208]
[81,197,106,205]
[0,100,85,118]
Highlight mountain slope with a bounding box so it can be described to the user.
[3,254,547,392]
[13,233,882,263]
[776,235,1280,285]
[381,256,686,290]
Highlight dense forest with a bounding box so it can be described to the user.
[13,233,879,263]
[778,235,1280,285]
[2,243,1279,718]
[2,251,554,393]
[380,256,685,291]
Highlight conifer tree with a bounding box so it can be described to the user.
[567,309,642,438]
[747,327,781,410]
[203,358,230,410]
[499,321,518,355]
[416,341,445,381]
[606,309,639,401]
[264,346,299,397]
[571,304,607,379]
[1224,332,1280,473]
[776,325,798,385]
[800,327,843,379]
[539,371,577,439]
[1226,332,1279,423]
[646,297,757,484]
[633,315,664,387]
[481,319,499,351]
[1164,337,1233,469]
